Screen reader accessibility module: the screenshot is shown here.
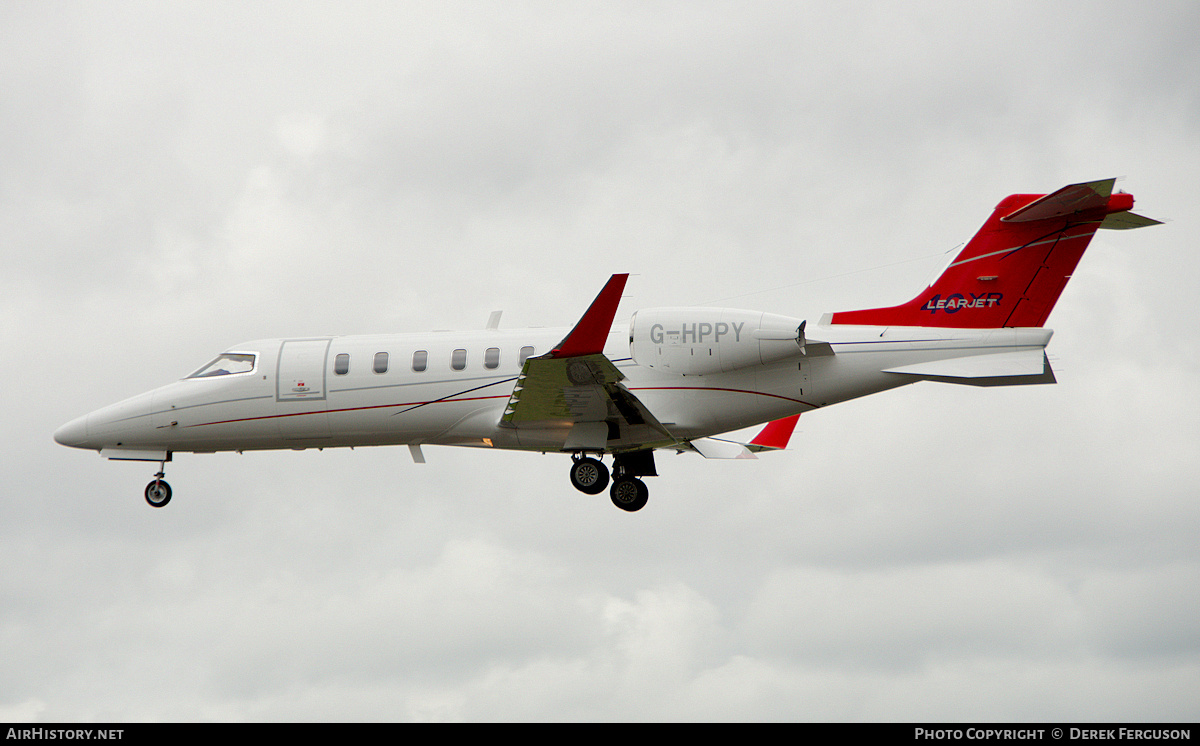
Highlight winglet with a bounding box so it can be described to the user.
[748,414,800,451]
[549,274,629,358]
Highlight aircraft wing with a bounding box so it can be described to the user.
[684,414,801,459]
[500,274,676,451]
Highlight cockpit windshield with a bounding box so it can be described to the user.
[187,353,256,379]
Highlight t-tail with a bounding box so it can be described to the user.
[829,179,1160,328]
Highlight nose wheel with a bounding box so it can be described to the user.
[144,467,172,508]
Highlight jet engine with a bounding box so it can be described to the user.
[629,307,807,376]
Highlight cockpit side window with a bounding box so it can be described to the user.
[187,353,256,379]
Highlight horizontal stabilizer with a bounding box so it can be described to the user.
[1100,211,1162,230]
[882,350,1056,387]
[1000,179,1118,222]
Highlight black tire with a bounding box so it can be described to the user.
[570,457,609,494]
[145,480,172,508]
[609,477,648,512]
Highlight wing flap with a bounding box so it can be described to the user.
[499,274,676,451]
[501,354,675,446]
[563,421,610,451]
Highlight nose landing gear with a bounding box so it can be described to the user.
[144,463,172,508]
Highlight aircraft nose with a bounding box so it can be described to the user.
[53,414,90,448]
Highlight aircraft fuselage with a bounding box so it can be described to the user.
[54,322,1052,457]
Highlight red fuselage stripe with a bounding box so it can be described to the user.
[183,385,816,429]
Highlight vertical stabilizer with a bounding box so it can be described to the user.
[829,179,1159,328]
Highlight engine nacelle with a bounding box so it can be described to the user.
[629,307,806,376]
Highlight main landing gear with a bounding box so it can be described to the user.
[568,452,654,512]
[569,455,609,494]
[144,462,172,508]
[608,473,649,513]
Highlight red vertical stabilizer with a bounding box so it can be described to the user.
[828,179,1157,328]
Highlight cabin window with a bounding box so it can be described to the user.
[334,353,350,375]
[451,348,467,371]
[187,353,256,379]
[373,352,389,374]
[412,350,427,372]
[518,346,535,366]
[484,347,500,369]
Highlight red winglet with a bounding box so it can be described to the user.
[750,414,800,450]
[550,274,629,358]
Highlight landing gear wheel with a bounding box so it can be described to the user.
[145,479,172,508]
[570,457,609,494]
[609,477,648,512]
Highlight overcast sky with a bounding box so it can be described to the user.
[3,0,1199,722]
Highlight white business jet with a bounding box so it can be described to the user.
[55,179,1158,512]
